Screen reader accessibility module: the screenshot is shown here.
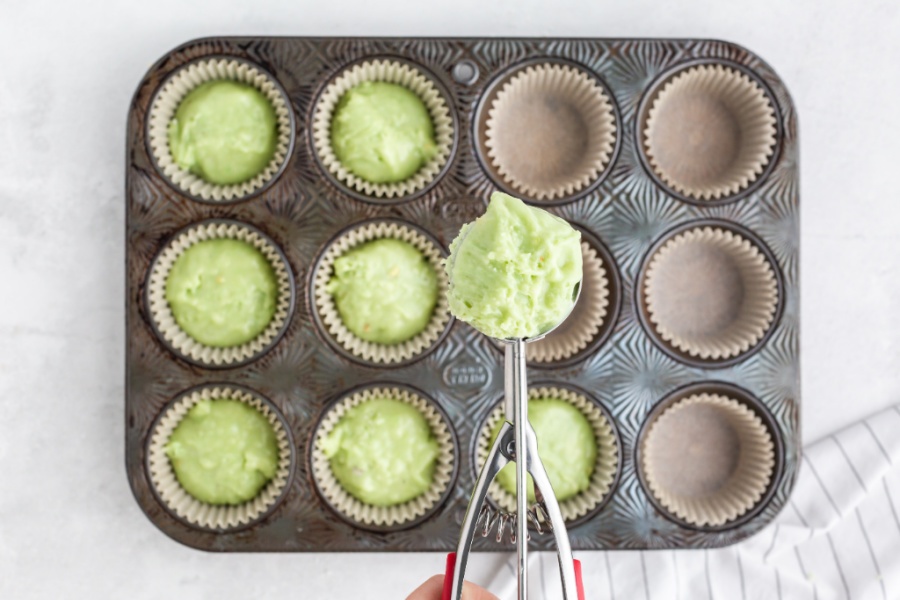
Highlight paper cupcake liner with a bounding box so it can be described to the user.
[485,63,617,201]
[147,57,293,202]
[147,220,293,367]
[643,64,777,201]
[312,221,451,364]
[476,386,618,522]
[147,385,293,530]
[640,393,775,527]
[527,242,609,363]
[311,59,455,199]
[644,226,778,361]
[311,386,456,528]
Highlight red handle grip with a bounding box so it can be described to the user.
[574,558,585,600]
[441,552,584,600]
[441,552,456,600]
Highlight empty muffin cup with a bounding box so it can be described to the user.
[312,220,451,365]
[642,225,779,362]
[483,63,617,201]
[476,386,618,523]
[147,220,294,368]
[310,385,456,529]
[527,241,610,364]
[147,58,294,202]
[147,385,293,530]
[640,392,775,528]
[642,63,778,201]
[311,59,455,200]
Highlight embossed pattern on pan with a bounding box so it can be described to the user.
[126,37,799,552]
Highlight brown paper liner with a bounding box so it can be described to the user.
[147,386,292,530]
[147,58,293,202]
[640,393,775,527]
[527,242,609,363]
[644,226,778,361]
[476,386,618,522]
[485,63,617,201]
[311,59,454,199]
[312,221,451,364]
[643,64,777,201]
[147,221,293,367]
[311,386,455,528]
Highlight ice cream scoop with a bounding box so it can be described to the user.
[443,192,585,600]
[444,192,583,340]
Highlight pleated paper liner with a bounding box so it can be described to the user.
[311,59,455,200]
[146,220,294,368]
[483,62,617,201]
[527,241,609,364]
[146,385,293,530]
[640,392,775,528]
[147,57,294,202]
[311,220,451,365]
[642,63,778,201]
[310,385,456,530]
[642,225,779,362]
[476,386,619,523]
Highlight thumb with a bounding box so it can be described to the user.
[405,575,499,600]
[461,580,499,600]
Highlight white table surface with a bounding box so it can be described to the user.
[1,0,899,597]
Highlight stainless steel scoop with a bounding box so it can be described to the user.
[442,282,584,600]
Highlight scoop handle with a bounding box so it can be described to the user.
[440,553,584,600]
[441,553,455,600]
[574,558,585,600]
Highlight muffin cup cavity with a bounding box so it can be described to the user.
[641,63,778,201]
[527,241,610,364]
[311,220,451,365]
[147,220,294,368]
[642,224,779,363]
[481,62,617,202]
[311,59,455,200]
[639,392,775,528]
[476,386,619,523]
[310,385,456,530]
[147,57,294,202]
[147,385,293,530]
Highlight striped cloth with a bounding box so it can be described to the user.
[470,404,900,600]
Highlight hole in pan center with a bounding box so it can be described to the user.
[647,403,743,496]
[651,94,744,189]
[650,242,745,337]
[492,94,591,184]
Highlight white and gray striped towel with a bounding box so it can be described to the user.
[471,404,900,600]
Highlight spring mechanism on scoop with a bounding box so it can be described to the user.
[475,502,553,543]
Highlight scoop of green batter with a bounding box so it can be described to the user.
[165,238,278,347]
[168,80,278,185]
[330,81,437,184]
[326,238,438,344]
[165,399,280,505]
[491,398,597,502]
[321,397,440,506]
[445,192,583,339]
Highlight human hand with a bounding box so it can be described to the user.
[405,575,498,600]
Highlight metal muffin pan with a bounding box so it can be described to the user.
[126,36,799,552]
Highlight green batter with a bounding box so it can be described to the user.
[165,238,278,347]
[445,192,583,340]
[168,80,278,185]
[330,81,437,183]
[491,399,597,502]
[165,399,280,505]
[321,398,440,506]
[326,238,438,344]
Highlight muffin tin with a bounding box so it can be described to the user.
[126,37,799,551]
